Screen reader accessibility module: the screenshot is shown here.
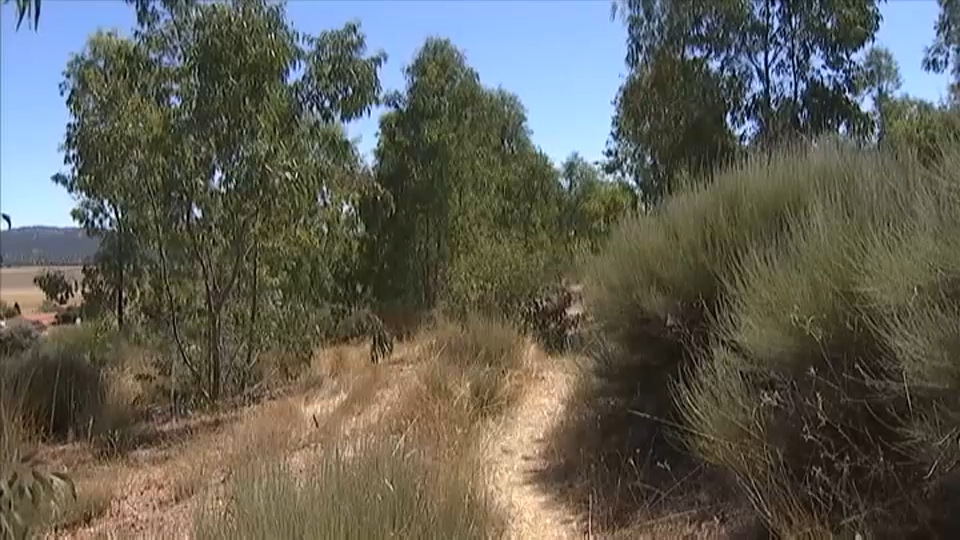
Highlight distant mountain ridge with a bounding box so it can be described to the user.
[0,226,100,266]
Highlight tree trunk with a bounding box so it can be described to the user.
[244,242,259,372]
[207,309,223,402]
[117,229,125,332]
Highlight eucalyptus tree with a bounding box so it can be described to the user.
[558,153,636,254]
[925,0,960,94]
[859,46,903,142]
[2,0,40,30]
[608,0,882,201]
[367,38,566,319]
[56,0,385,401]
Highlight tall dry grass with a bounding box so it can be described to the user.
[193,435,504,540]
[191,316,527,540]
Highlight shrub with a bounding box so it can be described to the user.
[678,145,960,537]
[0,319,40,359]
[41,322,120,370]
[885,99,960,168]
[1,388,77,538]
[193,436,505,540]
[0,301,18,320]
[581,140,960,536]
[331,307,395,363]
[446,232,565,323]
[38,298,60,314]
[563,142,857,528]
[54,306,82,325]
[1,344,107,440]
[520,282,583,354]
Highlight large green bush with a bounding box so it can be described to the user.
[584,140,960,537]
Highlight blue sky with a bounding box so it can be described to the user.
[0,0,951,227]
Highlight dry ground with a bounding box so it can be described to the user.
[489,345,584,539]
[28,335,723,539]
[0,265,83,313]
[44,342,412,539]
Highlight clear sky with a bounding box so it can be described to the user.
[0,0,951,227]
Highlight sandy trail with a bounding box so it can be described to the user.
[491,346,584,540]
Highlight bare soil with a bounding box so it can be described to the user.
[489,345,584,539]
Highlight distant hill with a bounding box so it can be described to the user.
[0,226,100,267]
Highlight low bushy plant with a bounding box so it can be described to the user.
[1,390,76,538]
[0,301,18,320]
[193,436,505,540]
[577,140,960,536]
[424,316,527,423]
[2,344,106,440]
[520,282,583,354]
[0,320,40,359]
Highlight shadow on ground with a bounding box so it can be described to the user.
[532,341,752,537]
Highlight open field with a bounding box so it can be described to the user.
[0,265,83,314]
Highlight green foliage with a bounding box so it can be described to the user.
[365,39,568,323]
[585,140,960,537]
[884,97,960,166]
[24,0,960,537]
[55,0,387,402]
[41,322,120,370]
[2,0,40,31]
[925,0,960,91]
[605,49,741,203]
[608,0,882,201]
[32,270,75,306]
[0,453,74,540]
[558,153,636,253]
[859,46,903,142]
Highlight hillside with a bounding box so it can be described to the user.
[6,1,960,539]
[0,226,99,266]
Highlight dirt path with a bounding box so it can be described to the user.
[491,346,584,540]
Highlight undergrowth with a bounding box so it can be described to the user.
[547,141,960,538]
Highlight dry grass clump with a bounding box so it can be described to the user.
[2,344,108,441]
[0,318,41,358]
[46,473,117,532]
[560,140,960,537]
[193,434,504,540]
[425,316,528,421]
[388,316,528,449]
[0,323,145,451]
[192,318,525,540]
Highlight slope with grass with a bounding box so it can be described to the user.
[14,317,600,539]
